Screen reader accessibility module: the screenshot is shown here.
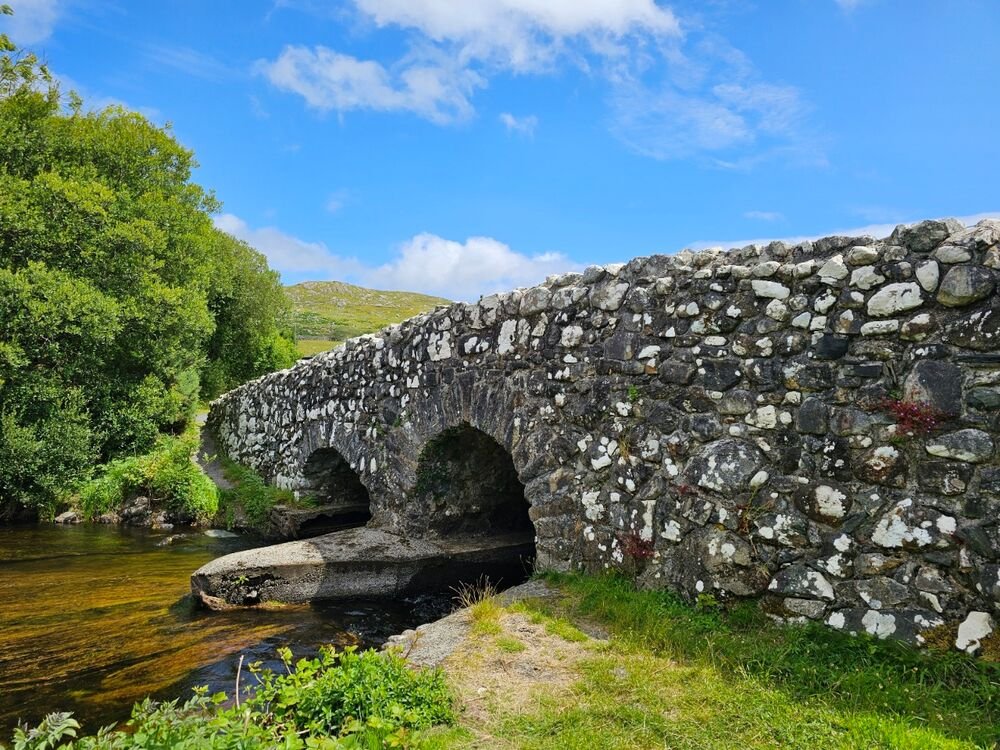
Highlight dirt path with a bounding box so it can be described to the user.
[194,414,234,491]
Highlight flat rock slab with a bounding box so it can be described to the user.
[267,503,371,540]
[191,526,535,609]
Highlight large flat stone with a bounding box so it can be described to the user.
[191,527,535,608]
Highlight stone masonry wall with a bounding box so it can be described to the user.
[209,218,1000,654]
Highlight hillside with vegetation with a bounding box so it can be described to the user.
[286,281,449,356]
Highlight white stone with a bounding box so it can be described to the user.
[933,245,972,264]
[497,319,518,354]
[791,312,812,329]
[765,299,789,321]
[867,282,924,317]
[861,319,900,336]
[560,325,584,348]
[749,470,769,489]
[817,254,849,283]
[916,260,940,292]
[815,485,848,519]
[751,280,791,300]
[862,609,897,639]
[955,612,994,654]
[814,292,837,314]
[637,345,661,360]
[847,245,880,265]
[850,265,886,291]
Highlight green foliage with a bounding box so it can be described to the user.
[216,457,298,531]
[6,648,454,750]
[78,425,218,521]
[538,573,1000,747]
[0,24,293,512]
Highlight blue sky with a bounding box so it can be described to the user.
[5,0,999,300]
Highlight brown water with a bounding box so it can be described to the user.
[0,524,452,736]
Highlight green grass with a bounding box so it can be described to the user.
[295,337,341,357]
[77,423,218,521]
[286,280,449,357]
[216,456,313,532]
[464,573,1000,750]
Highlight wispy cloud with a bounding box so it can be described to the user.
[2,0,60,45]
[744,210,784,222]
[214,213,580,300]
[368,232,580,299]
[257,45,483,124]
[214,213,366,280]
[55,72,161,120]
[145,45,236,81]
[499,112,537,137]
[260,1,818,166]
[325,189,350,214]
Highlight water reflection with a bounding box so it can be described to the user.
[0,524,451,735]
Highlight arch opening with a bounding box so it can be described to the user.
[411,424,535,585]
[289,447,372,538]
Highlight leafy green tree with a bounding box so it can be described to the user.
[0,12,295,515]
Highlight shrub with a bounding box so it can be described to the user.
[78,425,218,521]
[6,647,454,750]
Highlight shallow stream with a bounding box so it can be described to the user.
[0,524,451,736]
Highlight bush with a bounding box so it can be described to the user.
[78,425,218,521]
[6,647,454,750]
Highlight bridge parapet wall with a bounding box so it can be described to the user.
[210,218,1000,653]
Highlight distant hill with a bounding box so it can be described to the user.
[286,281,450,357]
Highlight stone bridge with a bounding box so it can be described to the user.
[195,218,1000,655]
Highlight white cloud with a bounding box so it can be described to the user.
[325,189,349,214]
[214,213,366,279]
[214,214,579,300]
[3,0,59,45]
[257,45,483,124]
[367,233,580,299]
[353,0,680,71]
[499,112,537,136]
[687,212,1000,252]
[744,211,784,222]
[257,1,816,165]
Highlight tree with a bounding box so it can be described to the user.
[0,13,295,514]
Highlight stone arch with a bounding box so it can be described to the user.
[297,446,372,530]
[409,423,535,546]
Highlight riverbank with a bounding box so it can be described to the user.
[398,574,1000,749]
[11,573,999,749]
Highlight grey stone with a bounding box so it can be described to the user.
[687,439,765,494]
[925,429,994,463]
[902,360,963,416]
[795,398,829,435]
[937,265,996,307]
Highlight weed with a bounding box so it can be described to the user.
[870,398,947,437]
[495,636,526,654]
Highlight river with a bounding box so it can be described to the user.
[0,523,452,737]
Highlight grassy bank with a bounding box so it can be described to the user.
[436,574,1000,749]
[8,574,1000,748]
